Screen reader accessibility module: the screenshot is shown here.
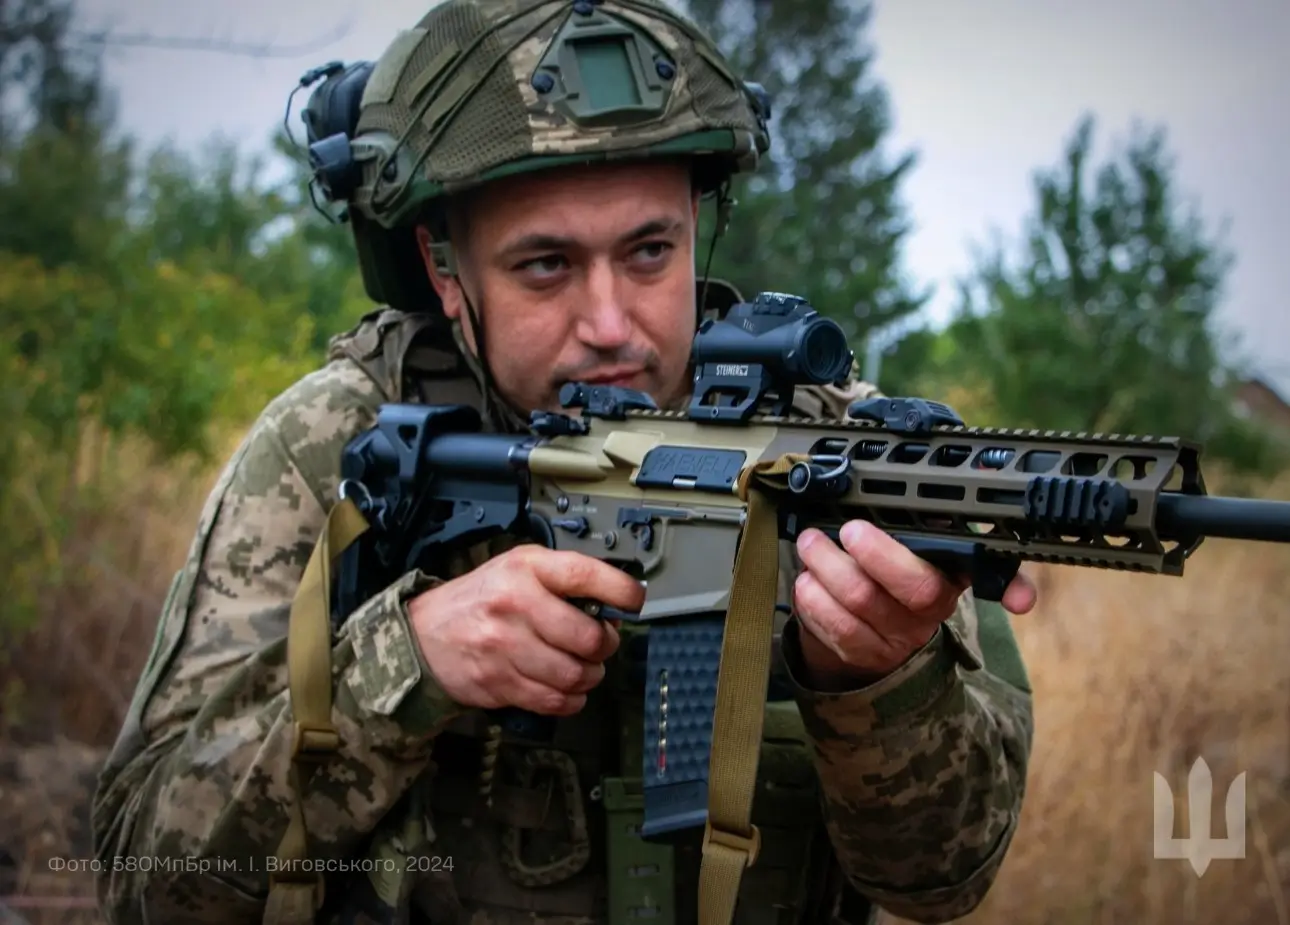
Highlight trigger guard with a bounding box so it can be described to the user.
[527,511,557,549]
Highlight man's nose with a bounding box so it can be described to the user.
[576,260,632,349]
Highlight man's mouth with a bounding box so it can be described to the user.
[576,368,646,388]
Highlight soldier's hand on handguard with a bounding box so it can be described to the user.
[407,546,645,716]
[791,521,1038,688]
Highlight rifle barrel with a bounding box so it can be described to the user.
[1156,493,1290,543]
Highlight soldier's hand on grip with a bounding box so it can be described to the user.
[792,521,1038,686]
[407,545,645,716]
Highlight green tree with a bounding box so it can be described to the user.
[134,131,367,350]
[0,1,331,634]
[0,0,134,270]
[264,131,368,345]
[939,114,1279,471]
[681,0,928,344]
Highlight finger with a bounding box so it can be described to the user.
[799,566,937,656]
[524,548,647,613]
[797,528,938,639]
[506,672,588,717]
[509,630,608,694]
[452,648,587,715]
[837,521,959,614]
[795,527,870,609]
[793,570,901,668]
[1002,572,1038,615]
[566,616,621,664]
[529,598,622,662]
[593,620,621,662]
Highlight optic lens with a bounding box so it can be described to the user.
[797,318,850,383]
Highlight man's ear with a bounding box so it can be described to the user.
[415,225,463,321]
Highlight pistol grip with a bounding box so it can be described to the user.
[484,597,641,742]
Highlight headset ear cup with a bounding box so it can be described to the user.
[296,61,446,322]
[302,62,375,204]
[302,61,374,145]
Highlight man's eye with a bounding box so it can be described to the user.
[633,242,672,263]
[518,255,568,276]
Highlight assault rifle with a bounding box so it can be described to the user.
[324,290,1290,861]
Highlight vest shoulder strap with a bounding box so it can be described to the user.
[327,307,483,409]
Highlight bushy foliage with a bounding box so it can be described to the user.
[681,0,928,341]
[882,116,1285,474]
[0,0,365,632]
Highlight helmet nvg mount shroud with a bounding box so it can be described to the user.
[295,0,772,318]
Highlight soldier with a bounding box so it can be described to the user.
[92,2,1037,924]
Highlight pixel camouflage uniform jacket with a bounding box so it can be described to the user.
[91,305,1034,925]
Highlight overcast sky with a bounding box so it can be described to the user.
[74,0,1290,398]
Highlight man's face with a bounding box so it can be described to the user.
[419,160,701,414]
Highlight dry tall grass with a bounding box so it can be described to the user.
[2,443,1288,924]
[898,475,1290,925]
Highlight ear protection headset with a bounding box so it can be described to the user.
[286,60,449,322]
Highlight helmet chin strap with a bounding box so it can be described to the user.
[428,239,502,427]
[698,181,734,326]
[460,289,497,425]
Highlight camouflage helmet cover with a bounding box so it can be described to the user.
[348,0,771,229]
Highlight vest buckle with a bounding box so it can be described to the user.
[702,820,761,868]
[498,748,591,887]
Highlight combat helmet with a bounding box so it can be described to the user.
[295,0,772,321]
